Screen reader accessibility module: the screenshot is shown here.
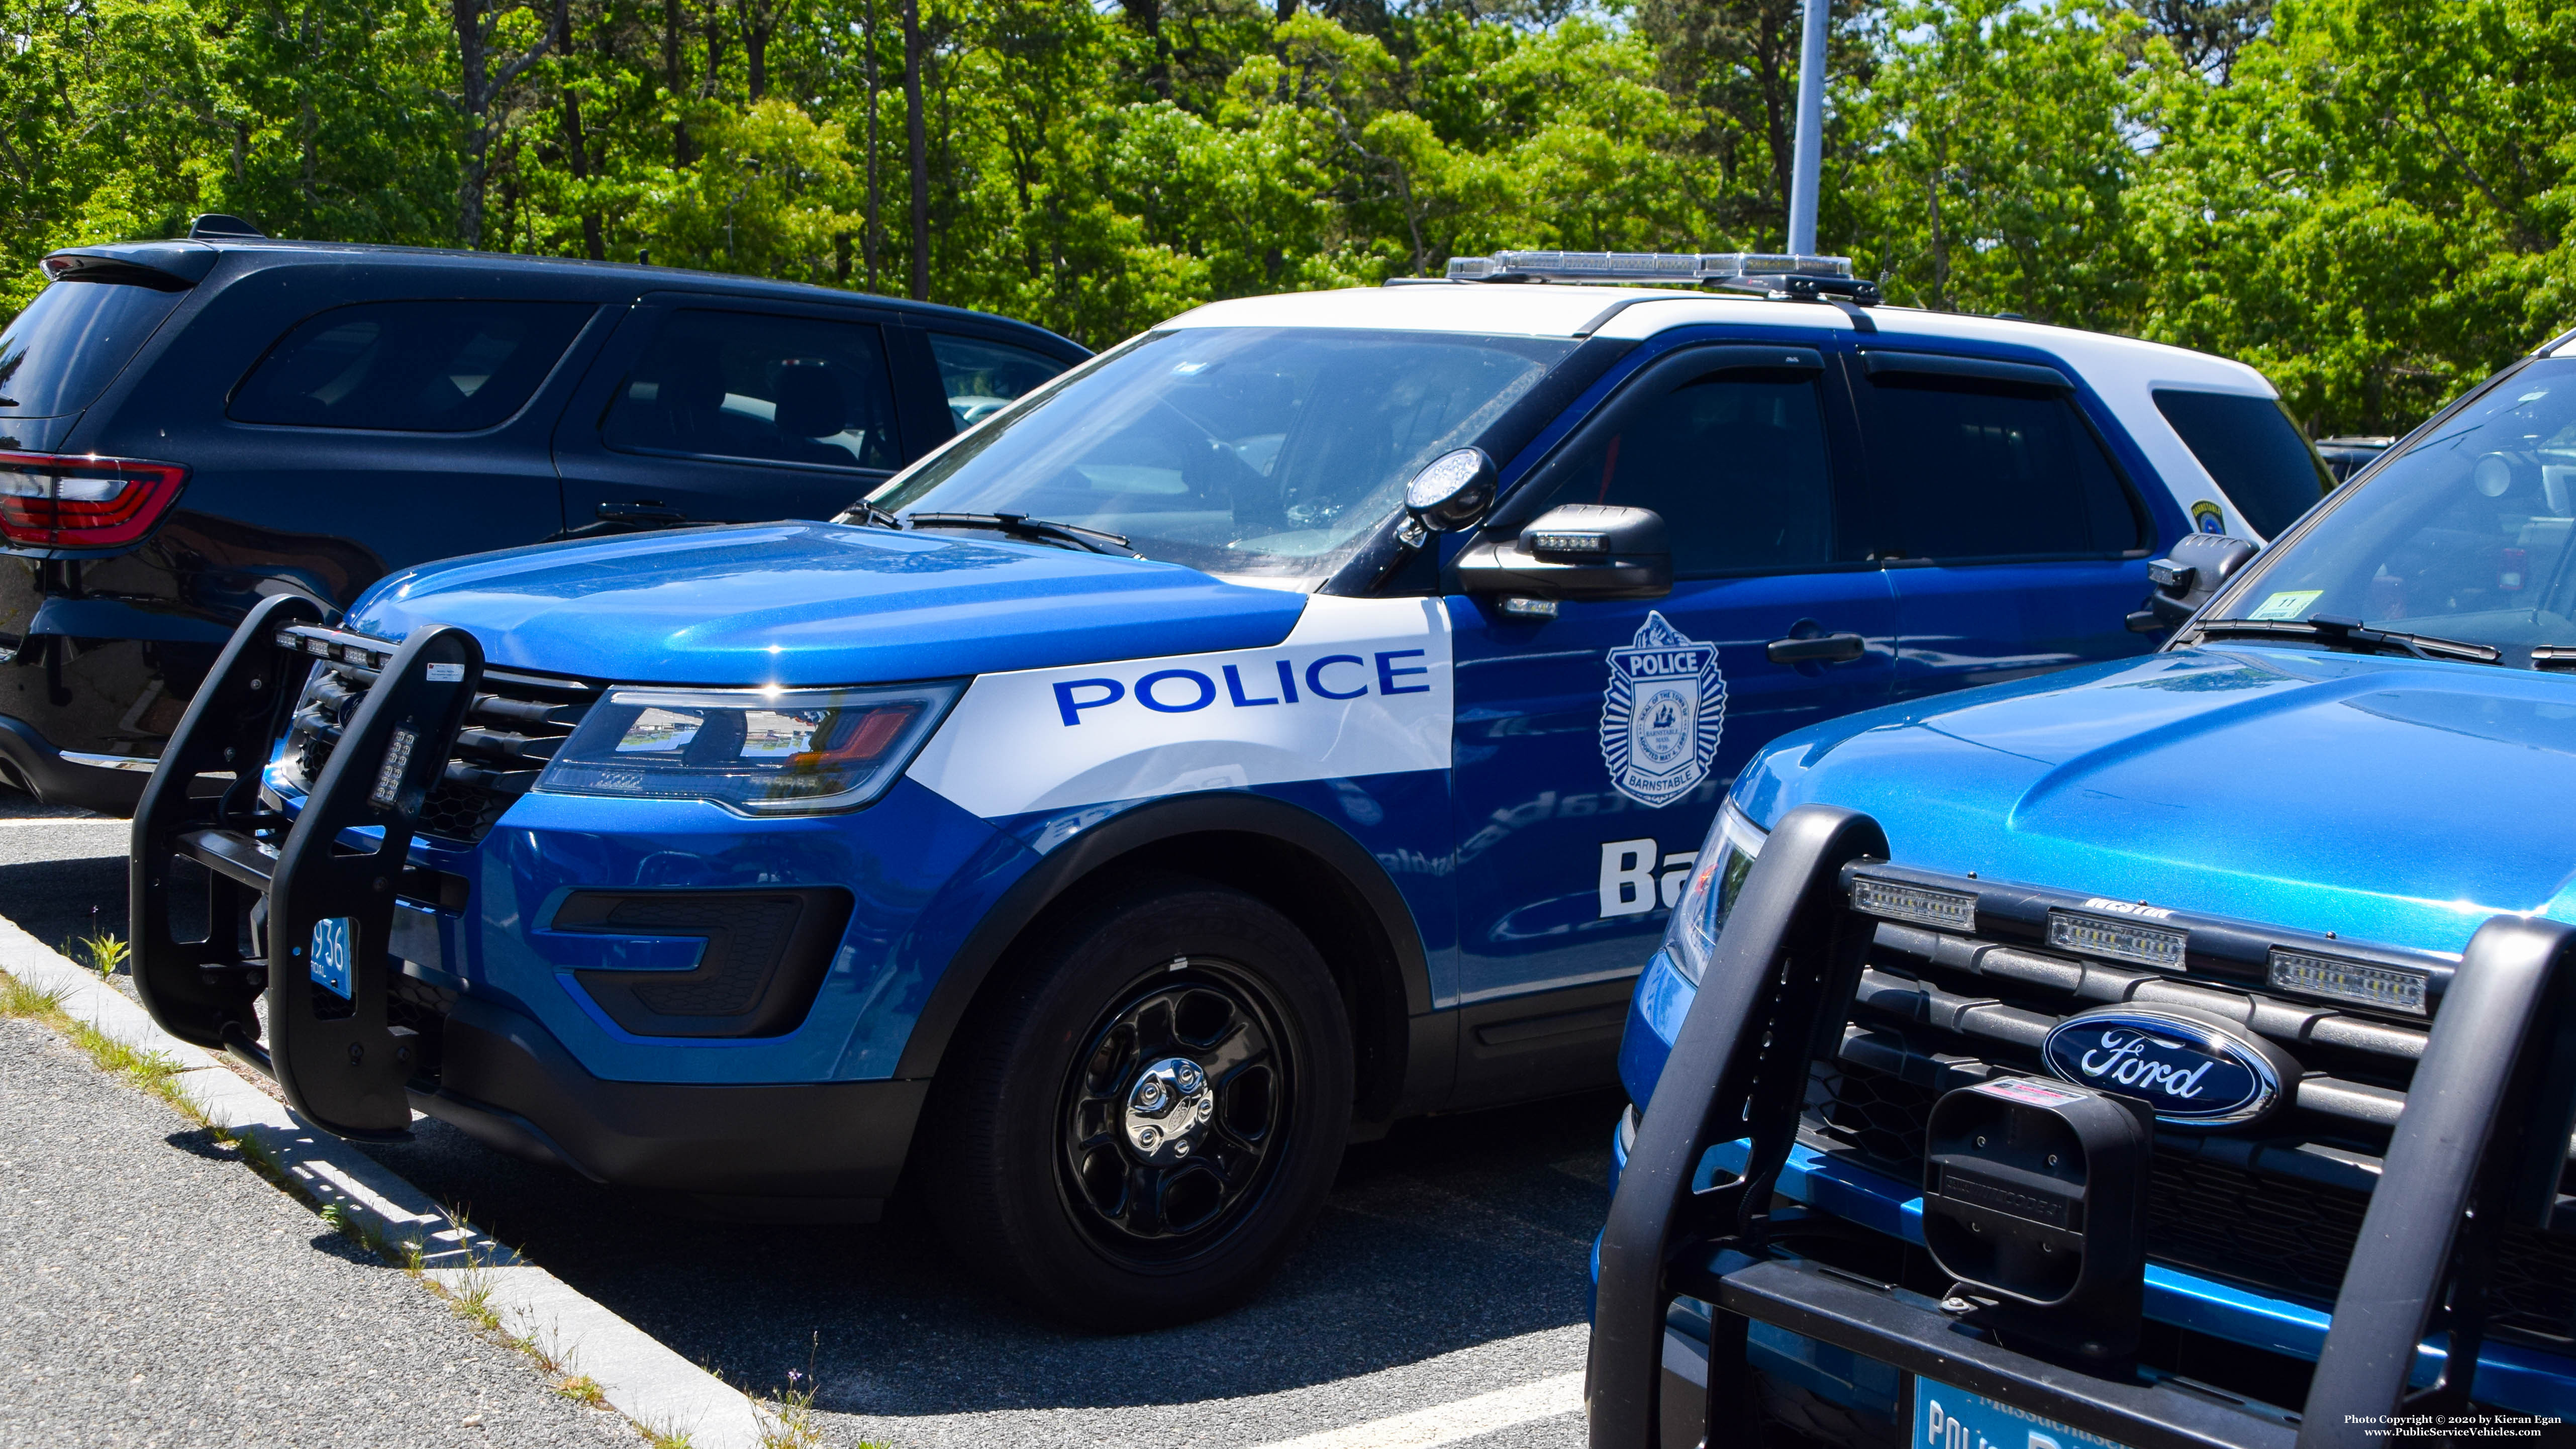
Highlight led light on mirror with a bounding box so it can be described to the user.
[1403,446,1496,532]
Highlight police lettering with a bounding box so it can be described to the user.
[1619,647,1709,679]
[1053,649,1432,726]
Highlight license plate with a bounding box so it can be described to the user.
[1914,1376,2132,1449]
[309,917,353,999]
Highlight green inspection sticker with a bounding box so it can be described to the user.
[2246,589,2323,621]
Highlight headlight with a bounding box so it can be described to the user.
[535,682,960,815]
[1664,801,1766,984]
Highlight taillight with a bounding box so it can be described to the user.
[0,452,188,549]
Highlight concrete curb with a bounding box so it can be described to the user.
[0,915,771,1449]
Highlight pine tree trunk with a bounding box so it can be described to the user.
[903,0,928,301]
[662,0,692,163]
[863,0,882,293]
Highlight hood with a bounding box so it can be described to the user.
[1735,645,2576,956]
[348,523,1310,685]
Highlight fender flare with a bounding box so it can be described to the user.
[891,792,1434,1082]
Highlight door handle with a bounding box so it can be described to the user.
[1766,632,1867,664]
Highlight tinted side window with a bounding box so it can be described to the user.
[1532,363,1839,575]
[1860,376,2144,559]
[0,278,185,420]
[230,301,592,432]
[2153,388,2334,538]
[928,333,1066,430]
[603,310,899,470]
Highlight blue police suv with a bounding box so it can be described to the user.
[131,252,2333,1327]
[1594,334,2576,1442]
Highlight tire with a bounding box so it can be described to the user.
[923,874,1354,1329]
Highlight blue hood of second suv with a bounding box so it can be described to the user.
[348,523,1310,685]
[1735,645,2576,956]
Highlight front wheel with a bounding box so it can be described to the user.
[924,876,1353,1328]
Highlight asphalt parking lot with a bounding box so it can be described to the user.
[0,799,1612,1448]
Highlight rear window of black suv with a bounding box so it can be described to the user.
[229,300,592,432]
[0,276,187,419]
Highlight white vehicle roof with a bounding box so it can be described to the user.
[1163,283,2286,540]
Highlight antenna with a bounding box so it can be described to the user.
[1786,0,1828,256]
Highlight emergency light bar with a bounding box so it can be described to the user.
[1445,250,1859,291]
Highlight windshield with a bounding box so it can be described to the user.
[870,327,1574,586]
[2212,357,2576,658]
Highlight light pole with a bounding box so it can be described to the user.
[1786,0,1828,256]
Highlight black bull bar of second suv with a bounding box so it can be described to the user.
[129,593,487,1139]
[1589,805,2576,1449]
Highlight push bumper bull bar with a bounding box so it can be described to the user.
[1588,805,2576,1449]
[130,594,484,1140]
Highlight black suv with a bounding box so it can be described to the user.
[0,216,1085,812]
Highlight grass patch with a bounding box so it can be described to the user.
[1,974,66,1019]
[556,1373,607,1407]
[637,1417,697,1449]
[0,964,197,1119]
[513,1317,573,1377]
[440,1259,505,1333]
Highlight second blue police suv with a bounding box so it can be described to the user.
[134,251,2333,1327]
[1593,330,2576,1443]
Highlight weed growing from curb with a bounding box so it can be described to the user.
[70,932,129,981]
[556,1374,607,1406]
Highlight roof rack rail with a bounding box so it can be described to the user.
[1444,250,1878,305]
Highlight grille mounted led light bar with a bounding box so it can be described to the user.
[1445,250,1866,297]
[2268,948,2429,1016]
[1851,876,1977,930]
[2048,909,2187,971]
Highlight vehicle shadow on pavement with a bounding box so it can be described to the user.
[364,1085,1623,1415]
[0,852,133,957]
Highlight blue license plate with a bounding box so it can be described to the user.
[1914,1376,2132,1449]
[309,917,353,999]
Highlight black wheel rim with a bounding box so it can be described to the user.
[1056,957,1293,1265]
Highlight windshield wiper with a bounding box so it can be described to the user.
[2191,614,2503,664]
[904,511,1141,557]
[837,500,902,530]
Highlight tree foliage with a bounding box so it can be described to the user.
[2,0,2571,432]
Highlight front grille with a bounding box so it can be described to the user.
[275,625,593,845]
[1800,875,2576,1350]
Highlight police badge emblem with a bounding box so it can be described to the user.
[1601,611,1726,807]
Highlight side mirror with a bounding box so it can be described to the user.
[1455,504,1672,605]
[1400,447,1499,542]
[2128,532,2257,633]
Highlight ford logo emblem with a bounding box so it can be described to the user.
[2040,1007,2295,1127]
